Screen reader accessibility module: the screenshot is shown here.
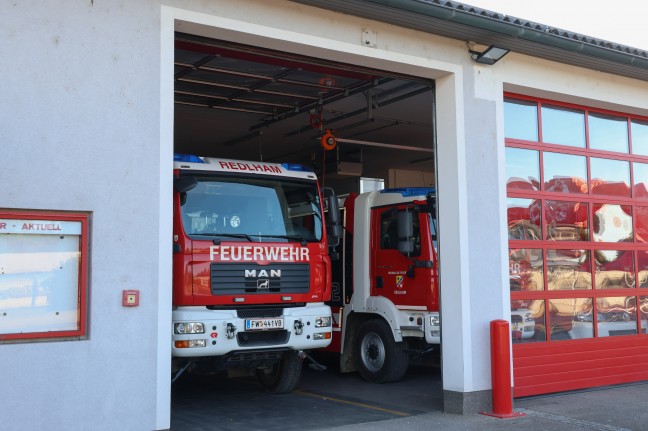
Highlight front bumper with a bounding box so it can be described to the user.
[172,303,332,357]
[396,310,440,345]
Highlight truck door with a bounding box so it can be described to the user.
[370,206,433,309]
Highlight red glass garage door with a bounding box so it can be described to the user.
[505,93,648,397]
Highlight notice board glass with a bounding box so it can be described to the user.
[0,210,89,341]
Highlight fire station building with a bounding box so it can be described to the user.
[2,1,648,430]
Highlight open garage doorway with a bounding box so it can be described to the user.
[173,33,435,191]
[171,32,441,430]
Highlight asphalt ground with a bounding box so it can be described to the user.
[170,352,442,431]
[314,381,648,431]
[171,353,648,431]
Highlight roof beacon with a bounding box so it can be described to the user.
[174,153,204,164]
[380,187,436,197]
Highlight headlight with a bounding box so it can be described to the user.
[174,322,205,334]
[315,316,332,328]
[524,313,534,322]
[430,314,439,327]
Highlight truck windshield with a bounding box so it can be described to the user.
[428,213,438,253]
[180,174,323,242]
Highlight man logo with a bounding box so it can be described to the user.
[257,279,270,289]
[245,269,282,278]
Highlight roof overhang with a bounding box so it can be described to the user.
[292,0,648,82]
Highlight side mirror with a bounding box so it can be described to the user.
[323,187,340,226]
[174,176,198,193]
[397,210,415,256]
[322,187,341,250]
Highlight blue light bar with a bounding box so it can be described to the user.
[380,187,435,197]
[174,153,204,163]
[281,162,313,172]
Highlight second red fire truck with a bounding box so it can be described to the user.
[326,188,440,383]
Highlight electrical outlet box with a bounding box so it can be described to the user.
[122,290,139,307]
[361,27,377,48]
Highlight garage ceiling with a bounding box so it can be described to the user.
[174,33,435,180]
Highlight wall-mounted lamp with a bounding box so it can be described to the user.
[469,44,510,65]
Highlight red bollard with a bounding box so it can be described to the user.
[482,319,525,419]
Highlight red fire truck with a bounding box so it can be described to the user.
[326,188,440,383]
[172,154,339,393]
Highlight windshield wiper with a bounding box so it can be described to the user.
[193,233,256,243]
[195,232,309,245]
[255,234,308,246]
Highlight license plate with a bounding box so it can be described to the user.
[245,318,284,331]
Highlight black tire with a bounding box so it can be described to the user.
[355,319,409,383]
[256,351,302,394]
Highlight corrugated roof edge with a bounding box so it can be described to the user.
[427,0,648,58]
[292,0,648,79]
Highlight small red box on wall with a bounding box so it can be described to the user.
[122,290,139,307]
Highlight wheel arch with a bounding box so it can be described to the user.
[339,311,382,373]
[365,296,406,342]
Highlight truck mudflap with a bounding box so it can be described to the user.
[172,303,332,357]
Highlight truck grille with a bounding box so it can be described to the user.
[237,308,283,318]
[210,263,310,296]
[237,330,289,346]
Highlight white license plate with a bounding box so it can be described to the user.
[245,318,284,331]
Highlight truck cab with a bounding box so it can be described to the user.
[328,188,440,383]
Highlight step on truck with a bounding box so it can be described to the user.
[172,154,340,393]
[326,188,440,383]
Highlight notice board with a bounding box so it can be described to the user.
[0,210,89,341]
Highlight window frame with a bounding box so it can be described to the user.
[505,92,648,343]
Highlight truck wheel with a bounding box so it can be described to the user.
[256,351,302,394]
[355,319,409,383]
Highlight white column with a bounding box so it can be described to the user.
[437,67,510,413]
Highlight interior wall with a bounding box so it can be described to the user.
[388,168,435,188]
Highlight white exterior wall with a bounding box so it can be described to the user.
[2,0,648,428]
[1,1,172,430]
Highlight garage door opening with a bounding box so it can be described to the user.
[171,32,441,430]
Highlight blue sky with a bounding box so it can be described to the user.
[465,0,647,50]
